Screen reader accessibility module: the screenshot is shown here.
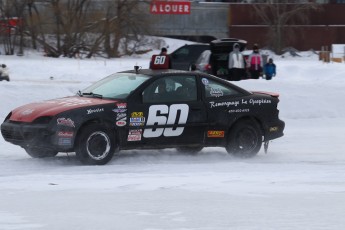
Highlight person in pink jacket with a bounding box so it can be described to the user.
[247,44,263,79]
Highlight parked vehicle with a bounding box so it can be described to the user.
[194,38,247,79]
[170,44,210,70]
[1,67,284,165]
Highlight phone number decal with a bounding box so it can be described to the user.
[228,108,250,114]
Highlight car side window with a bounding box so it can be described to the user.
[172,47,190,61]
[202,78,240,99]
[142,76,197,103]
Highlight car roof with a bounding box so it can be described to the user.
[120,68,192,77]
[210,38,247,53]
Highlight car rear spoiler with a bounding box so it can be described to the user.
[251,91,280,98]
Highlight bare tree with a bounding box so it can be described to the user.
[0,0,26,55]
[102,0,151,58]
[29,0,93,57]
[252,0,321,53]
[0,0,152,58]
[26,0,45,50]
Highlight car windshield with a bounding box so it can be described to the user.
[81,73,150,99]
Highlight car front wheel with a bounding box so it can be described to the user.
[226,120,262,158]
[76,124,116,165]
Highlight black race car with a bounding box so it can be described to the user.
[1,68,284,165]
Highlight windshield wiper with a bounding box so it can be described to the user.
[80,92,103,99]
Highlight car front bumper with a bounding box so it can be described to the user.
[1,121,57,149]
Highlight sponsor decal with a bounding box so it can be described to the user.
[210,88,223,97]
[112,108,127,113]
[131,112,144,117]
[209,98,272,108]
[116,120,126,127]
[57,131,74,137]
[87,108,104,115]
[130,117,145,123]
[249,98,272,106]
[143,104,189,138]
[129,122,144,127]
[150,1,191,15]
[21,109,34,116]
[130,112,145,126]
[210,100,240,108]
[127,129,142,141]
[57,118,75,127]
[116,103,127,109]
[116,113,126,120]
[207,130,225,138]
[58,137,72,146]
[202,78,209,85]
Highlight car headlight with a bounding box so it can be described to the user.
[33,116,53,124]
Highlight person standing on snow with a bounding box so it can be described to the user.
[0,64,10,81]
[228,43,246,81]
[150,47,172,69]
[247,44,263,80]
[264,58,276,80]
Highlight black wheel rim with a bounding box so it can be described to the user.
[235,127,258,152]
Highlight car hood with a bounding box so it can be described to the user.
[10,96,116,122]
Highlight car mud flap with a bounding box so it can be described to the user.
[264,141,269,154]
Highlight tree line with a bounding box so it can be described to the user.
[0,0,322,57]
[0,0,152,58]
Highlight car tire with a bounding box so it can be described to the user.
[76,124,115,165]
[226,119,262,158]
[176,146,203,154]
[25,147,58,158]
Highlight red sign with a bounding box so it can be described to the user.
[0,17,21,34]
[150,1,191,15]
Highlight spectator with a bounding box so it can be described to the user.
[150,47,172,69]
[247,44,263,80]
[0,64,10,81]
[264,58,276,80]
[228,43,246,81]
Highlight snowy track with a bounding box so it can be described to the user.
[1,48,345,229]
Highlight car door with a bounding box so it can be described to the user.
[200,76,248,145]
[126,74,208,148]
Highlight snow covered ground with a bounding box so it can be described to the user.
[1,39,345,230]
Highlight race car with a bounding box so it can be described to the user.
[1,67,285,165]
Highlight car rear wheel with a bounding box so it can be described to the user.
[25,147,58,158]
[226,120,262,158]
[76,124,115,165]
